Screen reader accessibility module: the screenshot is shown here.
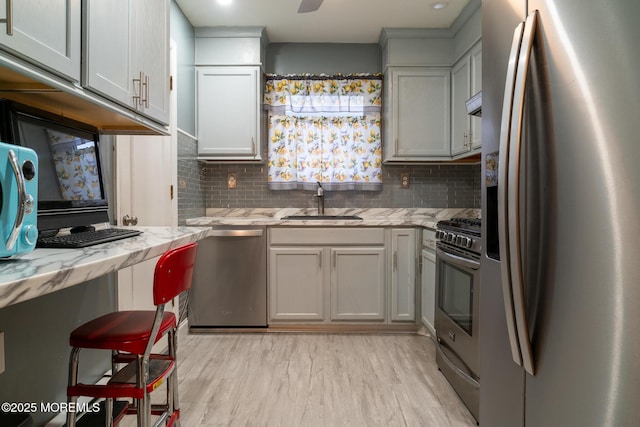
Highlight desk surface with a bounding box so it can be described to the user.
[0,226,210,309]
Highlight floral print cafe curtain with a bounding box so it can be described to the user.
[264,74,383,191]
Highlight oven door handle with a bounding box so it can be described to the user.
[436,247,480,271]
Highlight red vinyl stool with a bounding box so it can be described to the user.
[66,242,198,427]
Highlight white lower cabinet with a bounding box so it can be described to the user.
[390,228,417,322]
[268,227,418,326]
[421,249,437,334]
[269,247,324,321]
[268,228,387,324]
[331,247,386,321]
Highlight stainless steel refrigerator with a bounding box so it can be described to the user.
[480,1,640,426]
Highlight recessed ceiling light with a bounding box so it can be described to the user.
[432,1,449,9]
[217,0,232,6]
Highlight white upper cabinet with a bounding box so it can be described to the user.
[83,0,133,107]
[136,0,170,124]
[83,0,169,125]
[194,28,267,162]
[451,41,482,157]
[0,0,80,81]
[469,42,482,150]
[196,66,262,160]
[384,67,451,161]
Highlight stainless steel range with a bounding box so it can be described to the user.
[435,217,481,422]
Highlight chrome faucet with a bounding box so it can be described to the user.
[316,181,324,215]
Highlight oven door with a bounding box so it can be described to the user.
[435,244,481,376]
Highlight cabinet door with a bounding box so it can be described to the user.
[269,247,324,321]
[0,0,80,81]
[330,247,385,321]
[385,67,450,160]
[83,0,168,125]
[421,249,437,334]
[136,0,170,124]
[83,0,134,108]
[469,42,482,150]
[390,229,417,322]
[451,56,471,157]
[197,66,261,160]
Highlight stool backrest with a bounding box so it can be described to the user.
[153,242,199,306]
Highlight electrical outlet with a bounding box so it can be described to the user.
[227,172,237,189]
[0,331,5,374]
[400,173,410,188]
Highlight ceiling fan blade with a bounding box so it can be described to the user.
[298,0,323,13]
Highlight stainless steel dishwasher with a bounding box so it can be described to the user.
[189,226,267,330]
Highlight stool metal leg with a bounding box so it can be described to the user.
[66,347,81,427]
[169,329,181,426]
[105,397,114,427]
[136,354,150,427]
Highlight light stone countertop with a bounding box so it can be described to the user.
[186,207,481,230]
[0,226,211,309]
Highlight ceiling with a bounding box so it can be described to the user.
[175,0,472,43]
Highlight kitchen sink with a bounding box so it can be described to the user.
[281,215,363,221]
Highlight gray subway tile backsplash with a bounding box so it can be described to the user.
[177,133,480,224]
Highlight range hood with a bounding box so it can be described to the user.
[465,91,482,117]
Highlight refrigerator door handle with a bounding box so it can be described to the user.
[497,21,526,369]
[507,10,539,376]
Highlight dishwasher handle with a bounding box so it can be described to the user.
[210,229,264,237]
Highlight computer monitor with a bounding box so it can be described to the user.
[0,100,110,234]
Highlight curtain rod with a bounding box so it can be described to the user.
[265,73,382,81]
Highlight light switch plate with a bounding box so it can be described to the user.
[0,331,5,374]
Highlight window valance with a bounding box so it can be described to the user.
[264,73,382,115]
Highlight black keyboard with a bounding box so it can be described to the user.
[37,228,143,248]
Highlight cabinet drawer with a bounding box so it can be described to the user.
[270,228,385,246]
[422,228,436,251]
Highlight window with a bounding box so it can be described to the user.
[264,74,383,191]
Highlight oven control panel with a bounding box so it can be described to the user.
[435,218,481,255]
[436,230,474,248]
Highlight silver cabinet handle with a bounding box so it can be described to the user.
[393,251,397,271]
[252,138,256,156]
[319,252,322,269]
[333,250,337,268]
[507,10,538,376]
[1,0,13,35]
[133,72,143,107]
[210,229,263,237]
[144,73,150,108]
[6,149,27,251]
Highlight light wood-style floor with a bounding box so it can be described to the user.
[123,332,476,427]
